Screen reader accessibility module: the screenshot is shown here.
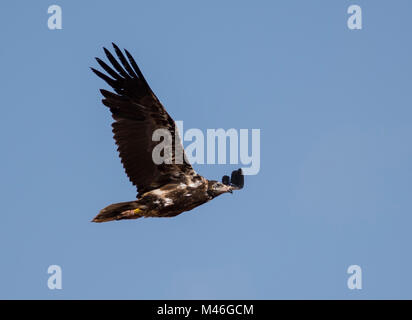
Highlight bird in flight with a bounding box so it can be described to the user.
[91,43,244,222]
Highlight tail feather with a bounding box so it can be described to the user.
[92,201,143,223]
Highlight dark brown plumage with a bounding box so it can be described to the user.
[91,43,243,222]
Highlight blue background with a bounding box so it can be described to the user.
[1,0,411,299]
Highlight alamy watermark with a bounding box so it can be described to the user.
[152,121,260,175]
[47,5,62,30]
[47,265,62,290]
[347,5,362,30]
[347,265,362,290]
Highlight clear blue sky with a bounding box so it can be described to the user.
[1,0,412,299]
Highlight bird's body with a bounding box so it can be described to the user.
[95,175,210,222]
[91,43,244,222]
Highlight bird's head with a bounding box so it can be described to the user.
[207,180,233,198]
[207,168,244,198]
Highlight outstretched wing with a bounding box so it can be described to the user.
[91,43,195,196]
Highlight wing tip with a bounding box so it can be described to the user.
[224,168,244,190]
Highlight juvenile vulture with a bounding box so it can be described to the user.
[91,43,244,222]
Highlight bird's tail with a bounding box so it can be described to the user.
[92,201,145,223]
